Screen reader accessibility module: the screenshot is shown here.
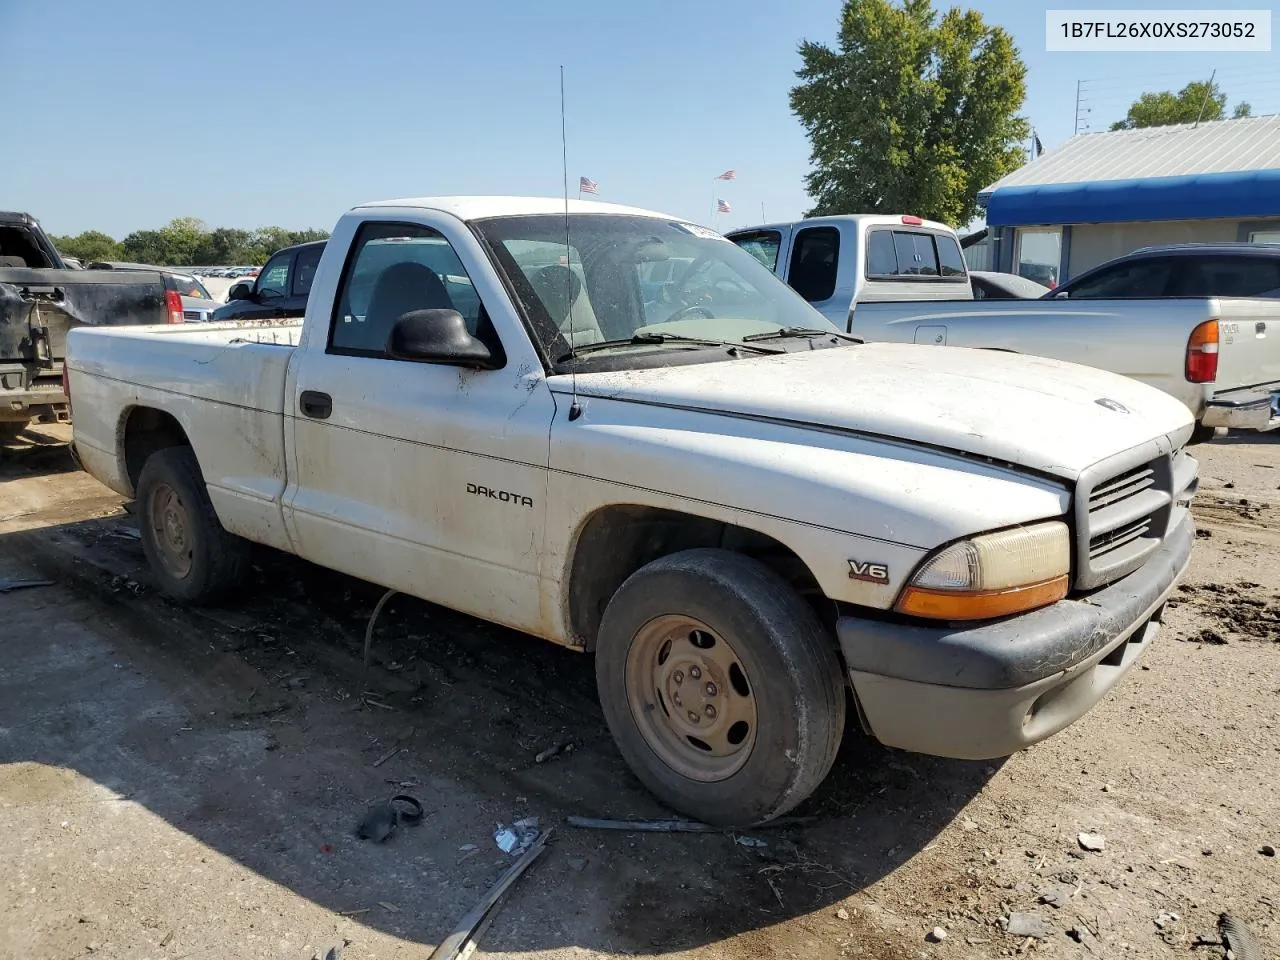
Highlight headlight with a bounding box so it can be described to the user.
[896,521,1070,621]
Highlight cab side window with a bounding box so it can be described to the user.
[256,253,292,298]
[328,222,491,359]
[788,227,839,302]
[1061,259,1174,299]
[292,245,323,298]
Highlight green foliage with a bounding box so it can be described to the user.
[1110,81,1251,130]
[47,230,122,264]
[62,217,331,268]
[790,0,1029,226]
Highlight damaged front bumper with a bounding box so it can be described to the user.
[835,513,1194,760]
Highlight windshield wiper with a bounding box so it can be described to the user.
[741,326,862,343]
[556,332,781,363]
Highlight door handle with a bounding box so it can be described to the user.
[299,390,332,419]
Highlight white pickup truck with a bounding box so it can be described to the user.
[727,218,1280,439]
[67,196,1198,825]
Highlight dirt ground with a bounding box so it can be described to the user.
[1,424,1277,960]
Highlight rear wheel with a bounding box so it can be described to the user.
[136,446,250,602]
[0,421,28,443]
[595,548,846,826]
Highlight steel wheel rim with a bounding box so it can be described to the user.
[148,481,193,579]
[624,615,758,782]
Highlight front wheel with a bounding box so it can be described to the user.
[136,446,250,602]
[595,548,846,826]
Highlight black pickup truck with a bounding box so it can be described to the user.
[0,211,169,438]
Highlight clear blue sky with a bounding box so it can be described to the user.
[4,0,1279,237]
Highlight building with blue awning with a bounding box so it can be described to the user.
[977,115,1280,286]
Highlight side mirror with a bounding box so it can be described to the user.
[386,308,497,368]
[228,282,254,301]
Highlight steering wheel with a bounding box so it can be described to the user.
[663,304,715,322]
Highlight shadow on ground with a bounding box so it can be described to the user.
[0,508,996,956]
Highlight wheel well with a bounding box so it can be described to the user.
[567,505,824,650]
[122,407,191,491]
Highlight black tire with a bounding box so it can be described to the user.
[595,548,846,826]
[136,446,250,603]
[1189,422,1217,445]
[0,421,28,442]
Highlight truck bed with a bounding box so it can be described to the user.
[849,296,1280,423]
[68,320,303,550]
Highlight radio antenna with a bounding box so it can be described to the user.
[560,65,582,421]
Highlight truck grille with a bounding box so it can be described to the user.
[1074,445,1196,591]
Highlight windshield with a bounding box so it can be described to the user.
[474,214,837,367]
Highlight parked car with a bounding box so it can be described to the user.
[1018,262,1058,289]
[213,240,324,321]
[67,195,1197,826]
[0,211,169,438]
[970,271,1051,300]
[727,218,1280,438]
[87,262,222,322]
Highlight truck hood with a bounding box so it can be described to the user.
[558,343,1194,480]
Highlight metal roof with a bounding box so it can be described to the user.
[979,114,1280,200]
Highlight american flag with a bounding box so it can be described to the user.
[715,169,737,181]
[579,176,599,195]
[716,199,732,214]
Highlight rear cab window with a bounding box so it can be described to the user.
[865,228,968,283]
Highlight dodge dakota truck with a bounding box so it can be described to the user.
[67,197,1198,825]
[728,218,1280,439]
[0,211,169,437]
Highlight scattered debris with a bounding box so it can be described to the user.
[1004,913,1051,939]
[427,828,552,960]
[1154,911,1180,929]
[458,844,478,852]
[378,901,400,913]
[1196,528,1214,539]
[534,741,573,763]
[109,527,142,541]
[565,815,813,833]
[494,817,540,855]
[1261,844,1276,857]
[1039,886,1071,909]
[1077,832,1106,852]
[1219,913,1263,960]
[965,936,990,946]
[372,746,405,768]
[0,577,55,593]
[1198,628,1229,645]
[108,575,145,595]
[836,907,850,921]
[355,794,424,843]
[927,926,947,943]
[566,857,587,872]
[1101,782,1113,792]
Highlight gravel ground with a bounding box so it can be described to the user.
[1,425,1277,960]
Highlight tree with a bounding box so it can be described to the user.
[790,0,1029,225]
[1110,80,1251,130]
[49,230,122,264]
